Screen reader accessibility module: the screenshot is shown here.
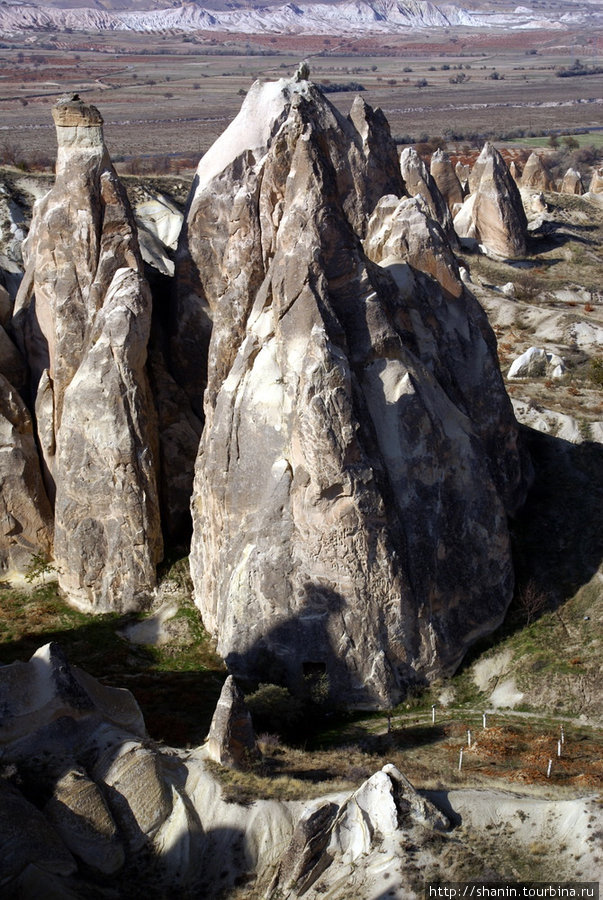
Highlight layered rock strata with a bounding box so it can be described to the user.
[13,95,162,611]
[454,141,528,258]
[183,78,529,706]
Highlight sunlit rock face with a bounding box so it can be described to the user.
[183,78,529,707]
[520,152,554,192]
[13,95,162,612]
[455,142,528,259]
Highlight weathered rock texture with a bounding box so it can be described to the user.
[0,373,53,577]
[364,194,463,299]
[182,79,529,707]
[520,152,554,192]
[429,148,464,212]
[455,142,528,258]
[172,80,404,420]
[206,675,261,770]
[400,146,457,245]
[0,642,204,895]
[12,95,162,611]
[455,160,470,192]
[560,168,584,195]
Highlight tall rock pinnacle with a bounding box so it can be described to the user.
[180,79,529,706]
[13,95,162,612]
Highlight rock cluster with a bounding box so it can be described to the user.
[1,81,532,705]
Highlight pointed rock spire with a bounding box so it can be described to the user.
[12,98,162,612]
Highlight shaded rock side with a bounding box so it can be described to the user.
[0,642,204,894]
[400,146,458,246]
[520,152,554,192]
[186,78,529,706]
[430,148,464,212]
[206,675,261,771]
[12,95,162,611]
[0,373,53,577]
[455,142,527,258]
[173,78,404,418]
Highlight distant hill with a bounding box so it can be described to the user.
[1,0,601,35]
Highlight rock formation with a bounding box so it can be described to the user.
[454,141,528,258]
[509,160,521,182]
[0,374,53,577]
[400,146,458,245]
[429,148,464,212]
[364,194,463,299]
[206,675,261,770]
[172,81,404,420]
[12,95,162,612]
[588,167,603,194]
[520,151,554,191]
[508,347,566,380]
[560,168,584,195]
[181,78,529,707]
[455,160,470,192]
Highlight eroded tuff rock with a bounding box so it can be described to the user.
[430,148,464,212]
[0,643,204,895]
[455,160,470,192]
[364,193,463,300]
[173,79,404,419]
[400,146,458,246]
[588,167,603,194]
[183,78,529,707]
[206,674,261,771]
[520,151,554,192]
[560,168,584,195]
[12,95,162,611]
[455,142,528,258]
[0,373,53,577]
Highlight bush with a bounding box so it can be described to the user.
[245,683,303,734]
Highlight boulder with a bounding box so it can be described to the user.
[455,142,528,258]
[508,347,566,379]
[364,194,463,299]
[521,152,553,191]
[12,95,162,611]
[184,77,529,706]
[400,146,458,246]
[430,148,464,211]
[206,675,261,771]
[560,168,584,195]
